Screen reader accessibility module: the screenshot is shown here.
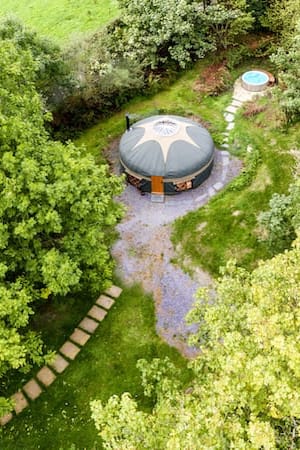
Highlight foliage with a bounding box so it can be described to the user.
[91,237,300,448]
[0,40,123,411]
[0,16,74,111]
[202,3,254,49]
[258,179,300,253]
[57,30,144,131]
[245,0,271,29]
[109,0,212,70]
[270,21,300,123]
[262,0,300,38]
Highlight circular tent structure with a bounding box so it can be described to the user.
[119,115,215,195]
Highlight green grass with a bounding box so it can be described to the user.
[172,97,299,276]
[1,285,191,449]
[0,0,119,44]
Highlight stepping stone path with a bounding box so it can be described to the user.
[221,78,267,150]
[0,284,122,427]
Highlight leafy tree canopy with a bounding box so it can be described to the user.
[270,20,300,123]
[111,0,213,69]
[0,16,74,110]
[92,234,300,449]
[0,40,123,413]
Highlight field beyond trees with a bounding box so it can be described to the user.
[0,0,119,43]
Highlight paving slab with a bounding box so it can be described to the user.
[231,99,243,107]
[23,379,43,400]
[208,187,216,197]
[87,305,107,322]
[59,341,81,360]
[36,366,57,387]
[70,328,91,346]
[225,105,239,114]
[224,112,235,122]
[96,295,115,310]
[226,122,235,131]
[78,316,99,334]
[49,354,69,374]
[104,285,123,298]
[213,182,224,191]
[12,391,28,414]
[0,412,13,426]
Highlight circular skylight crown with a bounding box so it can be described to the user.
[153,119,179,137]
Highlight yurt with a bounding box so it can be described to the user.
[119,115,214,195]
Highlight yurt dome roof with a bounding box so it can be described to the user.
[119,115,214,181]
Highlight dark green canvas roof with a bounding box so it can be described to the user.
[119,115,214,180]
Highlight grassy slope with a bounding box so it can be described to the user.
[0,0,119,43]
[1,285,191,449]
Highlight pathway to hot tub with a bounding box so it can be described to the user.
[112,82,262,358]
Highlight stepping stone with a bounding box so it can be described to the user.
[36,366,57,387]
[208,187,216,197]
[195,193,208,203]
[96,295,115,310]
[223,136,229,142]
[213,182,224,191]
[49,354,69,374]
[221,151,230,157]
[0,412,13,426]
[226,122,235,131]
[88,305,107,322]
[70,328,91,346]
[232,98,243,106]
[23,379,42,400]
[78,317,99,334]
[11,391,28,415]
[225,105,239,114]
[104,285,122,299]
[59,341,81,360]
[224,112,235,122]
[222,158,229,166]
[222,143,229,148]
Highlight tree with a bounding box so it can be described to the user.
[91,235,300,449]
[0,16,74,111]
[0,41,123,413]
[110,0,212,70]
[202,2,254,49]
[262,0,300,37]
[258,179,300,253]
[270,20,300,123]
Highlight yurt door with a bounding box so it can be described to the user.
[151,176,164,194]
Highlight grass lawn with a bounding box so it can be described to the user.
[0,0,119,44]
[172,95,299,275]
[1,285,191,449]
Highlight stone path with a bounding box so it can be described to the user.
[0,285,122,427]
